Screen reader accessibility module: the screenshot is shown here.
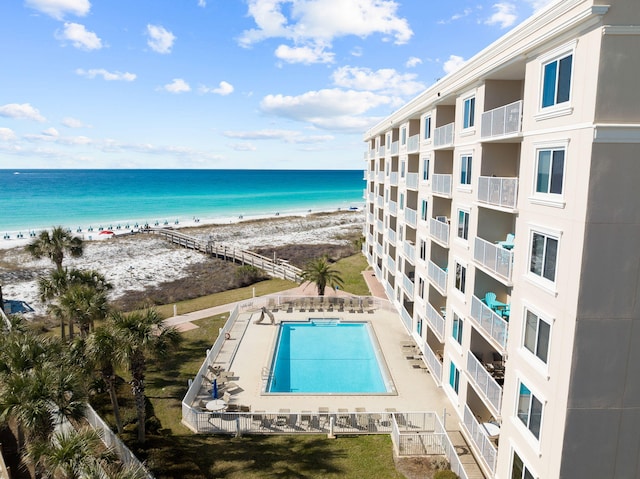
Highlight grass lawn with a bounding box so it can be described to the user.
[92,253,408,478]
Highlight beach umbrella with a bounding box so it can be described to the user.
[212,379,218,399]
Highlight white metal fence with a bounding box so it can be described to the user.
[470,295,508,350]
[478,176,518,209]
[466,353,503,413]
[425,302,445,341]
[474,237,513,281]
[432,174,452,197]
[462,405,498,474]
[434,122,454,147]
[480,100,522,139]
[427,260,448,295]
[429,217,450,245]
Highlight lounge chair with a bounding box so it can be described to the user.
[483,292,508,314]
[496,233,515,250]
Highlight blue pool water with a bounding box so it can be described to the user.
[266,321,390,394]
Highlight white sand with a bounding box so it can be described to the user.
[0,211,364,314]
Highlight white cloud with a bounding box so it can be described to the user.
[42,127,60,137]
[146,24,176,54]
[406,56,422,68]
[0,128,17,141]
[222,129,334,144]
[25,0,90,20]
[332,66,425,96]
[199,81,234,95]
[485,3,517,29]
[229,142,257,151]
[443,55,466,74]
[350,46,363,57]
[160,78,191,93]
[0,103,46,122]
[438,8,472,24]
[524,0,556,11]
[61,117,85,128]
[198,0,206,6]
[275,44,334,64]
[76,68,136,81]
[57,22,102,50]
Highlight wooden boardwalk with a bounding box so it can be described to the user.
[143,228,303,282]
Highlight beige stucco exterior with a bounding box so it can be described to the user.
[362,1,640,477]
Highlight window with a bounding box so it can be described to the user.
[536,148,565,195]
[424,115,431,140]
[511,450,535,479]
[530,231,558,282]
[455,262,466,293]
[419,240,426,261]
[457,209,469,240]
[400,193,405,210]
[449,362,460,394]
[422,158,429,181]
[452,313,463,345]
[463,96,475,129]
[401,127,407,145]
[460,155,472,185]
[421,200,428,221]
[401,160,406,178]
[386,133,391,148]
[542,53,572,108]
[416,318,423,336]
[524,309,551,364]
[418,277,425,299]
[517,382,543,439]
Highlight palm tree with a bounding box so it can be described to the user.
[301,256,344,296]
[111,309,181,443]
[85,326,125,434]
[26,226,83,272]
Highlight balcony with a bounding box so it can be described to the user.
[367,212,374,224]
[403,273,414,299]
[405,208,417,228]
[376,219,383,231]
[369,148,375,159]
[467,352,503,414]
[463,405,498,475]
[389,200,398,216]
[390,172,399,186]
[390,141,399,156]
[425,302,445,341]
[403,241,415,264]
[423,342,442,385]
[470,296,508,351]
[374,263,382,279]
[375,242,383,257]
[367,192,375,203]
[429,217,450,246]
[387,255,396,272]
[406,172,419,190]
[474,237,513,282]
[385,282,394,299]
[407,134,420,153]
[378,145,386,156]
[376,195,384,208]
[432,174,452,197]
[366,232,374,245]
[400,306,412,332]
[434,122,454,148]
[478,176,518,210]
[480,100,522,139]
[377,171,385,183]
[427,260,448,295]
[388,228,396,244]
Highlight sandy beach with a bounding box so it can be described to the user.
[0,210,364,315]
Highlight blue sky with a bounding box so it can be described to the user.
[0,0,553,169]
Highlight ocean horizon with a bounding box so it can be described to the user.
[0,169,365,235]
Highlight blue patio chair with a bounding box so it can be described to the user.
[484,292,508,314]
[496,233,515,250]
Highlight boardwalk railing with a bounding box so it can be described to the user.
[145,228,303,282]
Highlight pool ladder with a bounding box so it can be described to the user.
[261,367,275,386]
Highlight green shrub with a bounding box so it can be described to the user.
[434,470,458,479]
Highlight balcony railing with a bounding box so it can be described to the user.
[400,306,412,331]
[463,405,498,474]
[388,228,396,244]
[390,172,398,186]
[376,219,384,231]
[367,192,375,203]
[389,200,398,215]
[378,145,386,156]
[406,172,419,190]
[376,195,384,208]
[429,217,450,246]
[466,353,503,413]
[367,212,374,223]
[369,148,376,159]
[377,171,385,183]
[481,100,522,139]
[470,296,508,350]
[374,263,382,279]
[474,237,513,282]
[432,174,452,197]
[425,302,445,341]
[375,242,383,257]
[405,208,417,228]
[390,141,399,155]
[434,122,454,147]
[387,255,396,272]
[403,274,414,299]
[478,176,518,210]
[423,342,442,385]
[367,232,374,245]
[427,260,448,295]
[407,134,420,153]
[385,282,394,300]
[403,241,415,263]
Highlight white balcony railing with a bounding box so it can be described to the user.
[427,260,448,295]
[369,148,375,159]
[390,141,399,155]
[390,172,399,186]
[466,353,503,414]
[405,208,417,228]
[407,134,420,153]
[388,228,397,244]
[376,219,384,232]
[432,174,452,197]
[478,176,518,210]
[385,282,394,300]
[375,242,383,257]
[470,295,508,350]
[367,212,374,224]
[425,302,445,341]
[403,241,415,263]
[378,145,386,156]
[406,172,419,190]
[387,255,396,272]
[400,306,412,331]
[377,171,385,183]
[366,232,374,245]
[434,122,454,147]
[429,217,450,246]
[423,342,443,385]
[474,237,513,282]
[480,100,522,139]
[389,200,398,215]
[367,192,375,203]
[463,405,498,474]
[403,274,414,299]
[376,195,384,208]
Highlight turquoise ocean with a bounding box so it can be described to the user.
[0,170,365,235]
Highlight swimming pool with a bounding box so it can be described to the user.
[265,320,394,394]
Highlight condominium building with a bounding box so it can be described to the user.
[362,1,640,477]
